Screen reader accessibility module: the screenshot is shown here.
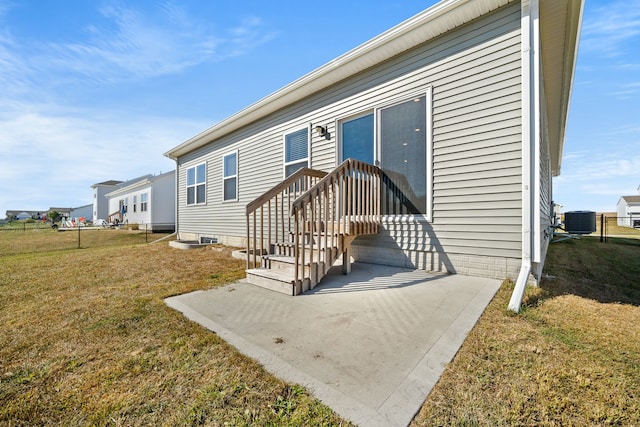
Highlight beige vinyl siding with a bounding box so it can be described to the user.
[349,2,523,260]
[177,2,524,263]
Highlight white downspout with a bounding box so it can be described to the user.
[509,0,538,313]
[174,159,179,238]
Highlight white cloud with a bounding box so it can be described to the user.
[581,0,640,57]
[558,154,640,182]
[0,104,209,210]
[2,3,274,88]
[98,4,269,78]
[0,2,279,215]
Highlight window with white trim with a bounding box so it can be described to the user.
[283,127,309,177]
[133,195,137,212]
[140,193,148,212]
[378,92,431,218]
[186,163,206,205]
[223,151,238,201]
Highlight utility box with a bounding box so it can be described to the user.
[564,211,596,234]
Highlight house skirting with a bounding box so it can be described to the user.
[179,230,522,282]
[178,232,244,248]
[350,243,522,281]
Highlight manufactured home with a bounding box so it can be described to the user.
[165,0,583,309]
[617,195,640,228]
[105,171,176,231]
[91,180,123,223]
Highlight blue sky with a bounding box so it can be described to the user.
[0,0,638,218]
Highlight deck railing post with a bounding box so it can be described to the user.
[252,212,257,268]
[323,183,328,266]
[246,214,250,268]
[301,206,306,290]
[268,200,272,254]
[294,209,300,290]
[260,206,264,261]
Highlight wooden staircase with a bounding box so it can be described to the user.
[245,159,381,295]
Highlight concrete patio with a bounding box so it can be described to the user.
[165,262,501,426]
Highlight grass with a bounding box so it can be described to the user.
[0,229,349,426]
[569,213,640,237]
[2,230,639,425]
[411,236,640,426]
[601,218,640,237]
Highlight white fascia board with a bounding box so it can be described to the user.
[106,172,174,198]
[164,0,512,160]
[548,0,584,176]
[105,179,152,199]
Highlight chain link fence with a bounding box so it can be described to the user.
[0,221,175,251]
[599,215,640,243]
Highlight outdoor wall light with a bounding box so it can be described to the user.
[314,125,327,137]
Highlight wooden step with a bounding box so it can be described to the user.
[264,255,310,276]
[245,268,297,295]
[263,256,329,289]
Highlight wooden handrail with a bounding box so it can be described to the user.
[246,168,327,215]
[245,158,384,293]
[291,159,379,213]
[245,167,328,269]
[290,158,381,290]
[108,211,123,223]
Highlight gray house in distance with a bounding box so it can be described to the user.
[165,0,583,311]
[91,180,123,223]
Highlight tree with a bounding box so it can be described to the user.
[48,211,61,223]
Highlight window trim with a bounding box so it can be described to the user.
[140,192,148,212]
[375,88,433,222]
[186,162,207,206]
[222,150,239,202]
[336,89,432,222]
[337,110,375,165]
[282,124,311,178]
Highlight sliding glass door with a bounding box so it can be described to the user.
[379,95,427,215]
[338,92,430,217]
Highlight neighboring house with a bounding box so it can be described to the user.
[70,204,92,222]
[49,207,72,220]
[5,210,45,220]
[164,0,583,310]
[91,180,123,223]
[616,196,640,228]
[105,171,175,231]
[91,175,156,222]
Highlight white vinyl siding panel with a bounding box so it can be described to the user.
[176,3,523,258]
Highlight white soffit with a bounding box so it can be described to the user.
[540,0,584,176]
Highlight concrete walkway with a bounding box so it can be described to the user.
[165,262,501,426]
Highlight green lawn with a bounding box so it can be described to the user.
[412,236,640,426]
[2,229,639,425]
[0,229,349,426]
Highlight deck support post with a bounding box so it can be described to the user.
[342,245,351,275]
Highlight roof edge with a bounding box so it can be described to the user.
[164,0,511,160]
[551,0,585,176]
